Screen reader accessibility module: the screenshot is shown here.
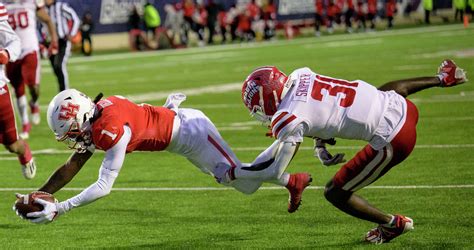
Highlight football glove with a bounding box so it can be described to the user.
[12,193,27,219]
[26,198,59,224]
[314,138,346,166]
[0,49,9,64]
[437,59,467,87]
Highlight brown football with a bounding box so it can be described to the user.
[14,191,56,219]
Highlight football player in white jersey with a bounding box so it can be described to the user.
[0,2,37,179]
[4,0,58,138]
[215,60,467,244]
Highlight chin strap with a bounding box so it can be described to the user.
[93,93,103,104]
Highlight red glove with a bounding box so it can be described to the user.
[48,40,58,56]
[0,49,10,64]
[437,59,467,87]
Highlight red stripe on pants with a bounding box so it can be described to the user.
[333,99,419,190]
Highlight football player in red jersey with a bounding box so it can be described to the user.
[5,0,58,138]
[0,3,37,179]
[15,89,309,223]
[215,60,467,244]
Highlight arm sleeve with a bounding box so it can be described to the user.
[0,22,21,62]
[56,126,131,215]
[270,111,305,143]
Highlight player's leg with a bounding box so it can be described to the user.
[324,99,418,244]
[6,61,30,138]
[22,51,41,125]
[51,39,71,91]
[0,85,36,179]
[378,59,467,97]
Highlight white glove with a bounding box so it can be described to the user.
[26,198,59,224]
[13,193,28,219]
[314,138,346,166]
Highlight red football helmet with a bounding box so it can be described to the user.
[242,66,290,123]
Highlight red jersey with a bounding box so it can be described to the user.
[315,0,324,15]
[183,2,195,18]
[368,0,377,14]
[92,96,175,153]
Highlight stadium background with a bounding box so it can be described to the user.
[1,0,473,248]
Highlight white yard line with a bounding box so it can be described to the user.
[0,185,473,192]
[1,144,474,157]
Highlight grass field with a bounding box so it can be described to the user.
[1,24,474,248]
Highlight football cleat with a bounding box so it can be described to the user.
[365,214,414,244]
[286,173,312,213]
[21,158,37,180]
[437,59,467,87]
[30,101,41,125]
[20,123,32,139]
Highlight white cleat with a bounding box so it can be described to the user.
[21,158,37,180]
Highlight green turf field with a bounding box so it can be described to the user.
[1,24,473,248]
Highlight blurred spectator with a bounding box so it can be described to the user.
[468,0,474,19]
[314,0,324,36]
[262,0,276,40]
[423,0,433,24]
[183,0,205,46]
[206,0,219,44]
[128,6,148,51]
[367,0,377,30]
[345,0,355,33]
[80,12,93,56]
[164,4,186,47]
[386,0,396,29]
[356,0,367,31]
[144,2,161,40]
[238,9,255,41]
[217,4,228,43]
[454,0,466,22]
[227,4,239,41]
[194,2,207,46]
[327,0,338,33]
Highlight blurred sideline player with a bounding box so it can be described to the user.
[44,0,79,91]
[215,60,467,244]
[4,0,58,138]
[15,90,309,223]
[0,3,37,179]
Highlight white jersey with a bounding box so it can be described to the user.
[0,3,21,88]
[270,67,407,150]
[4,0,44,59]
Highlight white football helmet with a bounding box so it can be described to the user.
[46,89,96,151]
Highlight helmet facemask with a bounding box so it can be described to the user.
[57,111,94,153]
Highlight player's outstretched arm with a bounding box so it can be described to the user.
[378,59,467,97]
[39,150,94,194]
[378,77,441,97]
[27,126,131,224]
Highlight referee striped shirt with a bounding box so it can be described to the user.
[47,1,80,39]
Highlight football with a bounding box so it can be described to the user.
[14,191,56,219]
